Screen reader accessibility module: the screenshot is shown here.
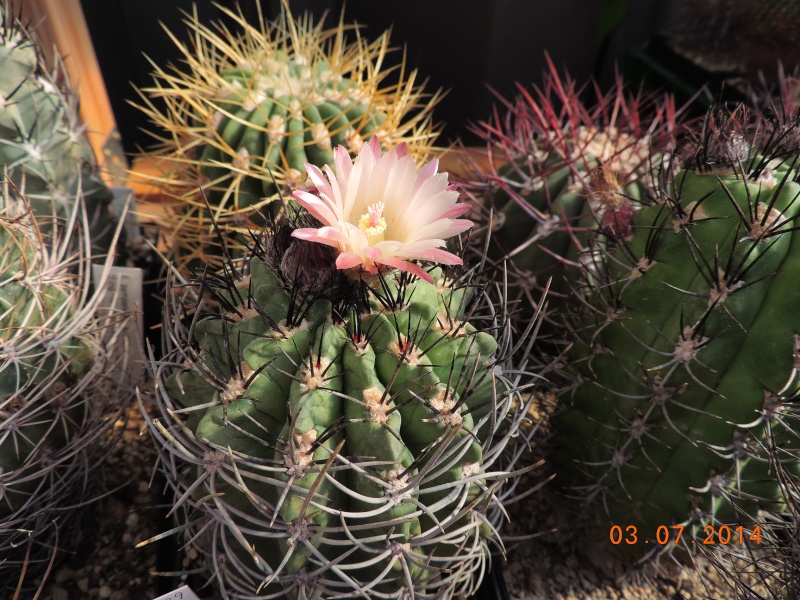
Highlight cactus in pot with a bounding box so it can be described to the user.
[146,138,540,598]
[549,102,800,558]
[136,2,440,275]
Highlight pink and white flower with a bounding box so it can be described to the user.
[291,137,473,283]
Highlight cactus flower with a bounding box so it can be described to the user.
[292,136,472,282]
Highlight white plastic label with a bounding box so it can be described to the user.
[92,264,146,384]
[153,586,202,600]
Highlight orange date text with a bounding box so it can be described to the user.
[609,524,762,546]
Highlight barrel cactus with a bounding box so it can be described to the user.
[0,192,132,590]
[137,3,440,275]
[460,59,684,313]
[550,103,800,557]
[147,139,538,598]
[0,11,120,259]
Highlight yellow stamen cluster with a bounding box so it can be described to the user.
[357,202,388,243]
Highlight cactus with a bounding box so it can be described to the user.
[549,103,800,557]
[0,10,121,260]
[136,2,440,275]
[0,11,133,588]
[460,59,684,315]
[0,190,131,591]
[146,140,538,598]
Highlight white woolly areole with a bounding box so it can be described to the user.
[287,429,317,477]
[673,327,707,364]
[428,388,462,427]
[746,202,782,240]
[386,469,412,503]
[269,319,309,340]
[461,462,481,479]
[220,363,253,405]
[227,305,260,322]
[363,386,389,424]
[300,356,332,390]
[389,334,422,365]
[433,311,465,338]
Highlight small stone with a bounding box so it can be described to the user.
[110,592,126,600]
[99,585,112,598]
[50,586,69,600]
[54,569,73,583]
[125,512,139,527]
[77,578,90,593]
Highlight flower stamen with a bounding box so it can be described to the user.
[358,202,387,242]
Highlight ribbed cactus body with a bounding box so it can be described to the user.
[199,58,389,212]
[553,115,800,551]
[462,63,680,308]
[154,242,532,598]
[488,151,648,299]
[0,22,118,258]
[0,16,131,589]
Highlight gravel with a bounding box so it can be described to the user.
[37,403,165,600]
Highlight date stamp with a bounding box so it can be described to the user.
[609,524,763,546]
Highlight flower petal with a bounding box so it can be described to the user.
[437,202,471,220]
[304,163,336,200]
[291,227,345,248]
[378,256,434,283]
[335,252,363,270]
[292,190,339,226]
[409,248,463,265]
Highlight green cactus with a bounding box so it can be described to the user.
[149,213,536,598]
[0,13,132,589]
[0,15,120,260]
[0,192,130,590]
[137,3,439,275]
[551,105,800,556]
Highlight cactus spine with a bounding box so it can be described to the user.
[461,59,683,313]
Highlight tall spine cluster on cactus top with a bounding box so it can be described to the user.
[136,2,440,275]
[147,140,538,599]
[0,9,119,259]
[460,59,683,312]
[0,193,130,591]
[551,103,800,557]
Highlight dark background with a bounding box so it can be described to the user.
[78,0,800,159]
